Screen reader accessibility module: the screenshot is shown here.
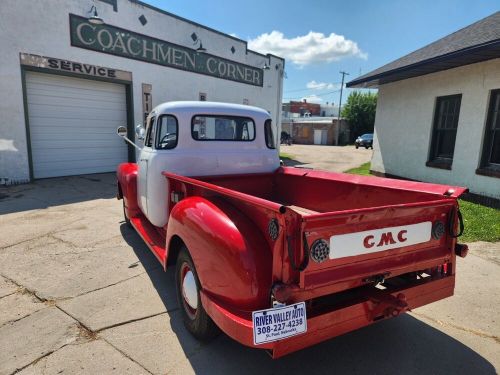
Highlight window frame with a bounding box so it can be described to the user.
[427,94,462,169]
[144,115,156,148]
[264,119,276,149]
[190,114,256,142]
[155,114,179,150]
[477,89,500,178]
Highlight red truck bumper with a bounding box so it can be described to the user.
[201,275,455,358]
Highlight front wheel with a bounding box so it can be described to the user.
[175,246,219,341]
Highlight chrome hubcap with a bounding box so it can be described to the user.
[182,269,198,310]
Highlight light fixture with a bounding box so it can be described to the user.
[88,5,104,25]
[263,63,271,70]
[191,32,206,53]
[196,42,206,52]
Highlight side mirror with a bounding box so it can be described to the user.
[116,126,142,151]
[136,124,145,141]
[117,126,127,137]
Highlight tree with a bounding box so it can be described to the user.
[341,91,377,140]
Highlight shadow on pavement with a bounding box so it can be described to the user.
[0,173,117,215]
[280,155,304,167]
[122,226,496,375]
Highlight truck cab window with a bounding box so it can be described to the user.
[156,115,178,150]
[264,119,275,149]
[145,116,156,148]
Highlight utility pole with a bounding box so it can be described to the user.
[336,71,349,145]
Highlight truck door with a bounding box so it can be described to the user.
[137,116,156,217]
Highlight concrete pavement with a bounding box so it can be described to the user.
[0,170,498,374]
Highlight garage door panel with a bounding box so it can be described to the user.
[26,72,128,179]
[26,82,126,97]
[28,104,127,120]
[32,148,125,163]
[27,94,126,109]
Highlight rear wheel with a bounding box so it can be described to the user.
[175,246,219,341]
[355,145,359,149]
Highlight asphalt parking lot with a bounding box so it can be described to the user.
[280,144,372,172]
[0,169,498,374]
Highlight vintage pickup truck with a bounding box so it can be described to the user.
[116,101,468,358]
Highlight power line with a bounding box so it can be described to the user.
[335,71,349,145]
[283,83,342,94]
[282,89,341,100]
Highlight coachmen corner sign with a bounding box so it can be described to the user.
[69,14,264,87]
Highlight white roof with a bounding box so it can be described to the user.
[152,101,271,120]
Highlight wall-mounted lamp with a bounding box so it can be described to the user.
[88,5,104,25]
[191,32,207,52]
[263,63,271,70]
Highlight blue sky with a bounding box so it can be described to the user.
[147,0,498,106]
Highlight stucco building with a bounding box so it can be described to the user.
[0,0,284,183]
[348,12,500,202]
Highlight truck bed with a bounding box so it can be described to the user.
[197,167,464,214]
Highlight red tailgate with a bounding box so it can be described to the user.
[296,198,461,297]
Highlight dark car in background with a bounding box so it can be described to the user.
[355,133,373,149]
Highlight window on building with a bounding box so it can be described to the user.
[264,119,275,149]
[427,94,462,168]
[199,92,207,101]
[191,115,255,141]
[479,89,500,175]
[155,115,178,150]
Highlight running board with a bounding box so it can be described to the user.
[130,215,167,265]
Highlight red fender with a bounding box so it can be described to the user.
[116,163,140,219]
[166,196,272,311]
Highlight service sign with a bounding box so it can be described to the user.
[252,302,307,345]
[69,14,263,87]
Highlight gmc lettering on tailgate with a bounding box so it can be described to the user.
[363,230,408,248]
[329,222,432,259]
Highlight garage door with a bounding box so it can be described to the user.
[25,72,128,178]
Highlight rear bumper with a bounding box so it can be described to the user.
[201,275,455,358]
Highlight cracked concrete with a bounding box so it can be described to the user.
[0,172,498,374]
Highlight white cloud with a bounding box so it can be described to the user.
[301,95,323,104]
[306,80,340,90]
[229,33,239,38]
[248,31,367,66]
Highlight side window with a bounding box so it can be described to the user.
[264,119,276,149]
[156,115,178,150]
[479,89,500,171]
[428,94,462,166]
[144,116,156,148]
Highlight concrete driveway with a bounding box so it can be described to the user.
[0,173,498,374]
[280,144,372,172]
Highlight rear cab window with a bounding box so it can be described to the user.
[192,115,255,141]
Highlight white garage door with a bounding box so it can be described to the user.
[26,72,128,178]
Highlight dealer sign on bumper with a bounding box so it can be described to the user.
[252,302,307,345]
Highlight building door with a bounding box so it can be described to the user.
[25,71,128,178]
[314,129,328,145]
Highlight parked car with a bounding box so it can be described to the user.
[355,133,373,149]
[116,102,468,358]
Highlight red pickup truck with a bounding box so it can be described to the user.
[116,102,468,358]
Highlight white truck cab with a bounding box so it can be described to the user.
[130,101,279,227]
